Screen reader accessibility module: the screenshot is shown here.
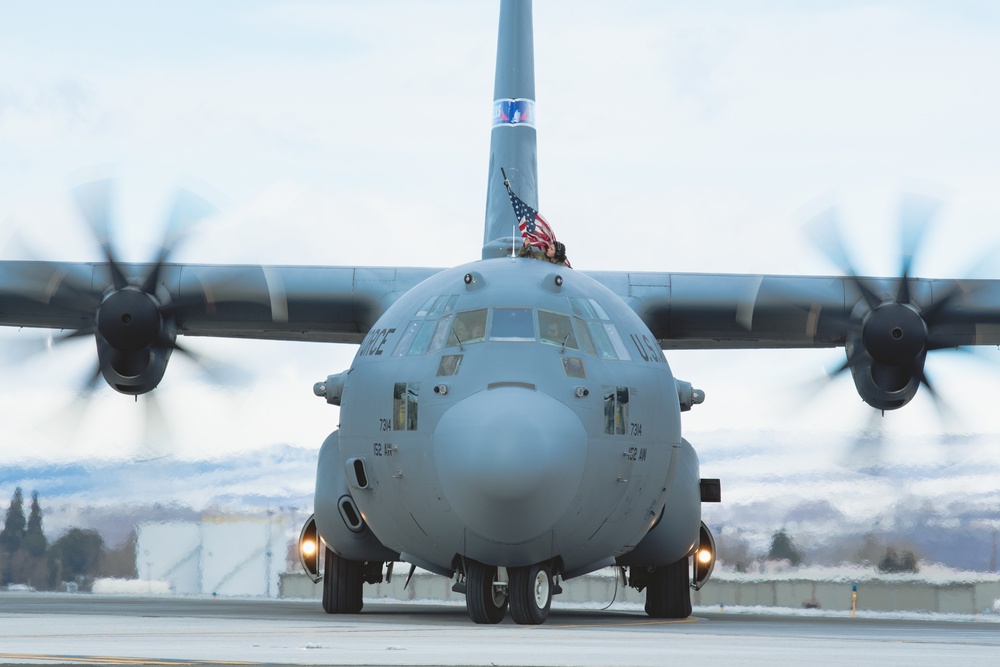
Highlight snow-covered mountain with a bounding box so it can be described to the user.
[2,432,997,571]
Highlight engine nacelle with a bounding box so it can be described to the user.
[95,332,173,395]
[314,429,398,562]
[846,338,925,411]
[94,285,176,395]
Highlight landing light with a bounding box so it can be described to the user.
[301,539,317,557]
[692,522,716,591]
[298,514,322,583]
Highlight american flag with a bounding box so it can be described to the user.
[505,183,555,250]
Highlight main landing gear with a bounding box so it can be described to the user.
[320,548,387,615]
[640,557,692,619]
[322,548,363,614]
[464,560,556,625]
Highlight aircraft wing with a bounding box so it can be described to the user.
[0,260,442,343]
[586,270,1000,350]
[587,269,1000,410]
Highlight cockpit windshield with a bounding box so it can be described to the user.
[539,311,576,348]
[450,308,488,346]
[491,308,534,340]
[397,296,630,360]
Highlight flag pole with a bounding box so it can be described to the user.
[500,167,515,257]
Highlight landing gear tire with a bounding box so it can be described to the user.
[322,547,363,614]
[644,557,692,619]
[509,562,552,625]
[466,561,508,624]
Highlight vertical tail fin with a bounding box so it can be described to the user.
[482,0,537,259]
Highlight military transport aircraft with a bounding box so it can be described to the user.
[2,0,999,625]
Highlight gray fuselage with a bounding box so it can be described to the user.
[325,257,701,577]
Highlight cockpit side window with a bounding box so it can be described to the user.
[539,310,577,349]
[589,299,610,321]
[392,321,422,356]
[450,309,488,347]
[392,320,437,356]
[416,295,458,318]
[408,321,436,355]
[603,323,631,361]
[437,354,463,376]
[429,295,458,317]
[569,297,630,361]
[414,296,438,318]
[489,308,534,341]
[588,321,617,359]
[570,297,597,320]
[426,315,453,354]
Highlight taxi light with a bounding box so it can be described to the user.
[298,514,322,583]
[692,521,716,591]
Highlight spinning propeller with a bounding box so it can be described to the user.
[806,193,972,413]
[11,177,228,398]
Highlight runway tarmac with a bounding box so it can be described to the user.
[2,592,999,666]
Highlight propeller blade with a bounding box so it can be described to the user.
[168,338,251,388]
[70,178,115,248]
[915,365,959,429]
[827,341,870,380]
[37,359,104,447]
[804,205,883,311]
[70,178,129,290]
[841,409,888,475]
[0,326,97,367]
[137,391,173,459]
[142,187,219,294]
[896,193,942,305]
[921,241,1000,326]
[804,205,853,274]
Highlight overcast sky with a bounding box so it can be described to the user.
[1,0,1000,509]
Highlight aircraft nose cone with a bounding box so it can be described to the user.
[434,387,587,544]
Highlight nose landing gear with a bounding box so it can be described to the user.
[509,562,553,625]
[466,561,508,624]
[464,560,558,624]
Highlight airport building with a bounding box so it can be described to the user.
[134,516,291,597]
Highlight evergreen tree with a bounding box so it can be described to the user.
[50,528,104,582]
[767,528,804,566]
[22,491,48,557]
[0,487,27,553]
[877,546,920,573]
